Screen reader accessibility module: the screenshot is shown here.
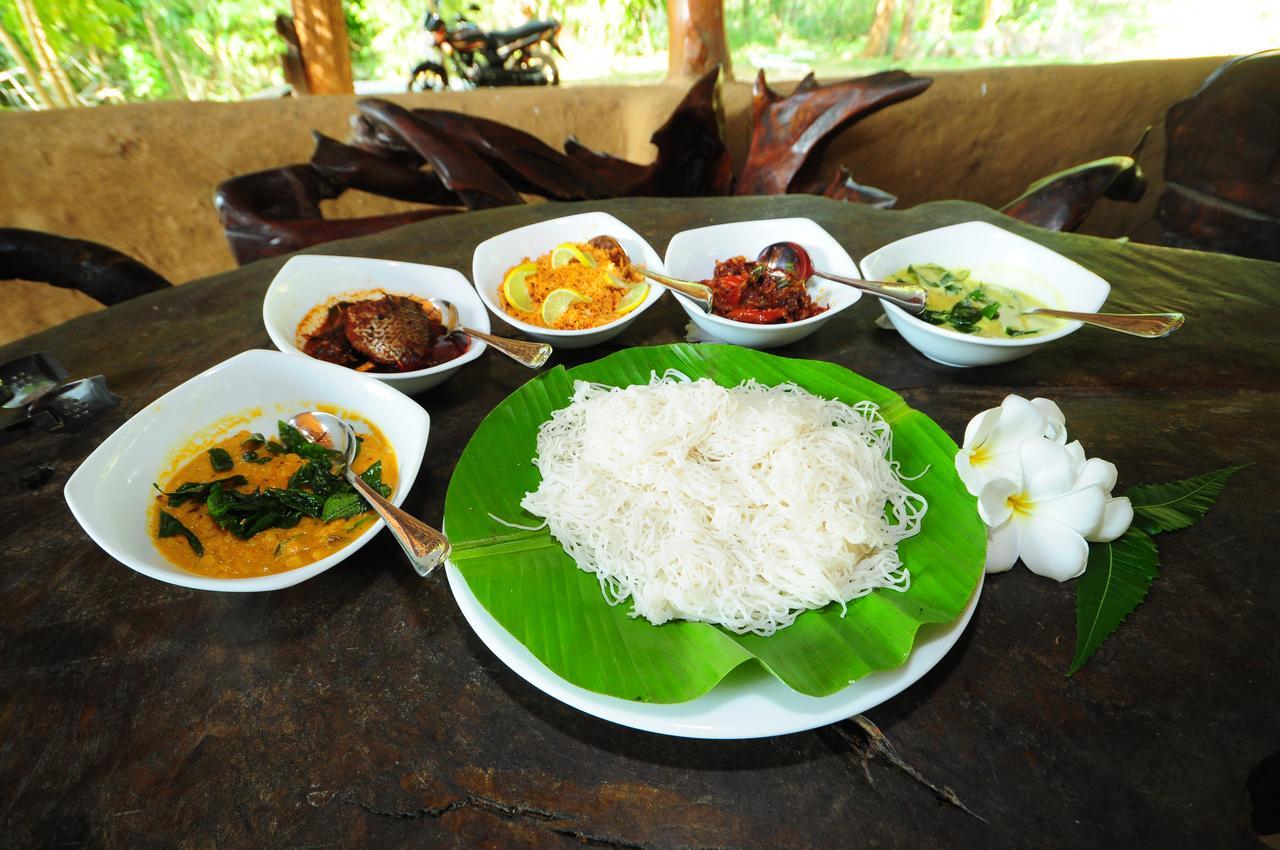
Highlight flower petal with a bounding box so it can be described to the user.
[1021,438,1078,498]
[994,395,1049,445]
[1030,397,1067,442]
[1018,514,1090,581]
[978,477,1019,527]
[1064,440,1087,472]
[963,407,1000,450]
[1088,496,1134,542]
[985,519,1020,572]
[955,449,987,497]
[1035,484,1106,535]
[1078,457,1118,493]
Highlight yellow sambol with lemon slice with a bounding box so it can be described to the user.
[498,241,649,330]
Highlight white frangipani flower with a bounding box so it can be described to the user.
[1061,440,1134,542]
[955,395,1066,497]
[979,438,1107,580]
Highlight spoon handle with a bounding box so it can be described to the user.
[812,271,928,314]
[463,327,552,368]
[349,473,451,576]
[637,268,715,313]
[1025,309,1185,338]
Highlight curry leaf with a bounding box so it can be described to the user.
[321,491,366,522]
[207,447,234,472]
[165,475,249,506]
[1127,466,1246,536]
[277,420,342,464]
[1068,528,1158,676]
[359,460,392,498]
[158,510,204,556]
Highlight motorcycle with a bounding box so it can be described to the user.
[408,3,563,92]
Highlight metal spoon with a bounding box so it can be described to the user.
[589,235,715,313]
[1022,308,1185,338]
[428,298,551,368]
[757,242,928,314]
[287,411,450,576]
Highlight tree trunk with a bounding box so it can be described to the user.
[667,0,733,81]
[861,0,895,58]
[0,20,54,108]
[14,0,76,107]
[291,0,355,94]
[929,0,953,36]
[892,0,917,60]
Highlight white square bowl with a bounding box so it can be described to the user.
[263,255,490,395]
[860,221,1111,367]
[471,211,666,349]
[64,349,430,592]
[663,218,862,349]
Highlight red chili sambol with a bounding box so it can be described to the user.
[702,257,826,324]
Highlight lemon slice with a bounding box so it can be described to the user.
[550,243,596,269]
[541,288,590,325]
[604,269,630,289]
[615,282,649,315]
[502,262,537,312]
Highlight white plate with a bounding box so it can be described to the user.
[447,563,982,739]
[64,349,430,592]
[263,255,491,395]
[471,211,667,349]
[663,217,863,350]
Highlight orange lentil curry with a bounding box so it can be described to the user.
[150,421,397,579]
[498,241,646,330]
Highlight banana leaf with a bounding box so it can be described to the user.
[445,344,984,703]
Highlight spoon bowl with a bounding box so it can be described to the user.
[428,298,552,368]
[590,235,715,313]
[288,410,450,576]
[757,242,928,314]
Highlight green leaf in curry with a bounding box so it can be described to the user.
[157,509,204,556]
[207,447,234,472]
[164,475,249,507]
[444,344,984,703]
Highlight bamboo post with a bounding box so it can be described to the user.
[290,0,355,95]
[667,0,732,81]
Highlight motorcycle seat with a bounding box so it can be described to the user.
[489,19,556,43]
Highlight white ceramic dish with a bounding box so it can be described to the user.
[263,255,490,394]
[471,212,666,349]
[64,349,430,592]
[860,221,1111,367]
[663,217,862,350]
[446,562,982,740]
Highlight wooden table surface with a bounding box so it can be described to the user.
[2,196,1277,849]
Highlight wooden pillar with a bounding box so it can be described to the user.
[667,0,732,81]
[290,0,354,95]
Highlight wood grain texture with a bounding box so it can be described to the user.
[1,197,1277,849]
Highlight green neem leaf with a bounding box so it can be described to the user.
[158,510,204,556]
[1126,466,1246,536]
[1068,528,1158,676]
[207,447,234,472]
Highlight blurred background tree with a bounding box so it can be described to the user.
[1,0,1276,107]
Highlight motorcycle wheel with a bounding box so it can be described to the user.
[513,46,559,86]
[407,61,448,92]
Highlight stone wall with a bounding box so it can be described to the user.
[0,57,1225,344]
